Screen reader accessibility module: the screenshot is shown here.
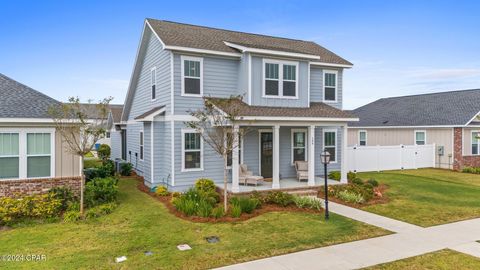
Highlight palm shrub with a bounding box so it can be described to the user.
[230,204,242,218]
[196,199,213,217]
[230,197,259,214]
[337,190,365,204]
[172,196,197,216]
[292,196,322,211]
[212,206,225,218]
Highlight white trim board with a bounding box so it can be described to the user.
[180,128,204,172]
[224,41,321,60]
[180,55,204,97]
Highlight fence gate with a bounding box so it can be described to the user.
[347,144,436,172]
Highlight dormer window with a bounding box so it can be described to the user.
[263,59,298,99]
[323,70,337,102]
[181,56,203,97]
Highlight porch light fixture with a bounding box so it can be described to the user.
[320,150,331,220]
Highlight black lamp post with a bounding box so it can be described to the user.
[320,150,331,220]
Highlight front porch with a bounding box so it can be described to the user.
[221,176,342,194]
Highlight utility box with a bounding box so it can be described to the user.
[437,146,444,156]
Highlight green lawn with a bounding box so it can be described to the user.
[364,249,480,270]
[359,169,480,227]
[0,178,388,270]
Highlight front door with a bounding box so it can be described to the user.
[260,132,273,178]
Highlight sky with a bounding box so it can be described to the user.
[1,0,479,109]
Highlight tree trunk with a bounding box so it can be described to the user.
[223,154,228,211]
[80,155,85,215]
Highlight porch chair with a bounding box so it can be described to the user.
[295,161,309,182]
[239,164,264,186]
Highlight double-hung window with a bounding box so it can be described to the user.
[324,70,337,102]
[0,133,20,179]
[139,131,144,160]
[415,130,426,145]
[472,132,480,155]
[181,56,203,96]
[183,130,203,171]
[151,67,156,100]
[27,133,51,178]
[324,129,337,162]
[359,130,367,146]
[292,129,307,164]
[264,60,298,98]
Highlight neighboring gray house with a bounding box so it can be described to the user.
[347,89,480,170]
[121,19,357,192]
[106,105,126,160]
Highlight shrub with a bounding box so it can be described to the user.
[292,196,322,211]
[265,191,294,207]
[84,177,118,208]
[0,193,63,225]
[120,162,133,176]
[67,201,80,212]
[367,178,379,187]
[230,197,259,214]
[85,208,100,220]
[462,167,480,174]
[347,171,357,181]
[100,160,115,177]
[171,192,181,198]
[195,178,216,193]
[63,210,82,223]
[155,186,170,196]
[212,206,225,218]
[329,183,374,203]
[351,178,364,185]
[98,202,117,215]
[337,190,365,204]
[328,171,341,181]
[97,144,111,161]
[172,196,197,216]
[196,199,213,217]
[230,204,242,218]
[49,187,75,211]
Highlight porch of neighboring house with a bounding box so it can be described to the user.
[226,122,349,194]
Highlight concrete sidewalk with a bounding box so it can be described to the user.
[216,202,480,270]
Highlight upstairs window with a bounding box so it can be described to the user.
[324,129,337,163]
[415,130,426,145]
[151,67,156,100]
[182,56,203,96]
[264,60,298,98]
[324,71,337,102]
[359,130,367,146]
[472,132,480,155]
[0,133,19,179]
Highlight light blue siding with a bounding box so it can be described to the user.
[173,54,240,115]
[110,129,122,160]
[310,66,343,109]
[126,122,145,176]
[315,127,342,174]
[128,28,171,120]
[153,121,172,186]
[250,56,309,107]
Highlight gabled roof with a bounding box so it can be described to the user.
[109,105,123,123]
[146,19,352,65]
[0,73,61,119]
[134,105,166,121]
[350,89,480,127]
[208,97,357,121]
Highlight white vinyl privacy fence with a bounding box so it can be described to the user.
[347,144,436,172]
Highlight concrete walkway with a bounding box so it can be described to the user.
[217,202,480,270]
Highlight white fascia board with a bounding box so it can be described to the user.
[310,61,353,68]
[164,45,242,58]
[0,118,72,123]
[224,41,321,60]
[238,116,359,122]
[348,125,461,129]
[134,107,166,122]
[464,110,480,126]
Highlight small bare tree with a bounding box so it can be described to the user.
[48,96,112,214]
[186,96,247,210]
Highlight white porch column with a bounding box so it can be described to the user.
[231,125,240,193]
[340,124,348,183]
[272,125,280,189]
[308,125,316,186]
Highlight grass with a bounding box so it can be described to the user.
[0,178,389,270]
[364,249,480,269]
[359,168,480,227]
[83,158,102,169]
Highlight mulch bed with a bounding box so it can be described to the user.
[318,184,390,209]
[135,179,324,223]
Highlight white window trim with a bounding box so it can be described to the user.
[262,58,299,99]
[323,70,338,103]
[0,128,55,180]
[358,130,367,146]
[471,130,480,155]
[226,129,244,169]
[181,128,204,172]
[291,128,308,165]
[414,130,426,145]
[180,55,203,97]
[151,66,157,101]
[139,130,144,161]
[323,128,337,164]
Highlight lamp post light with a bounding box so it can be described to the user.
[320,150,331,220]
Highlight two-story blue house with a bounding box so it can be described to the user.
[121,19,358,192]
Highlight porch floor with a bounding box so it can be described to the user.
[221,176,343,193]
